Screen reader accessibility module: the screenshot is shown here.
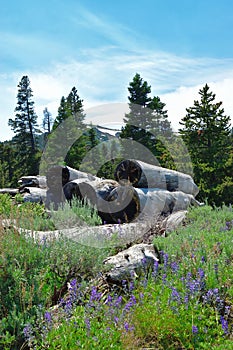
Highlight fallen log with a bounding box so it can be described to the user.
[135,188,202,219]
[0,188,19,196]
[18,175,47,189]
[45,165,98,209]
[63,177,101,202]
[103,243,160,283]
[21,187,47,203]
[114,159,199,196]
[73,179,120,224]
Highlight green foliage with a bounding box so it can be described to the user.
[8,76,41,176]
[17,205,233,350]
[179,84,232,205]
[0,197,112,349]
[120,73,175,168]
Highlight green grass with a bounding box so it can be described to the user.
[0,194,232,349]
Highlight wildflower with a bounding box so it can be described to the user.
[152,260,159,278]
[129,281,134,292]
[170,261,179,274]
[170,287,181,304]
[124,322,130,332]
[163,253,169,269]
[161,273,167,285]
[85,317,91,331]
[114,295,122,307]
[192,325,198,334]
[105,294,113,305]
[201,256,206,263]
[44,311,52,324]
[90,286,102,302]
[23,324,33,340]
[220,316,229,335]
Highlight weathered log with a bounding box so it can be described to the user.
[75,179,120,223]
[135,188,202,220]
[18,175,47,189]
[0,188,19,196]
[21,187,47,203]
[63,177,101,202]
[106,185,140,224]
[45,165,98,209]
[103,243,160,283]
[114,159,199,196]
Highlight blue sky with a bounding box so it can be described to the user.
[1,0,233,140]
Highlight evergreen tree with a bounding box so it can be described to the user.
[8,76,40,175]
[45,87,87,170]
[179,84,232,205]
[120,73,174,167]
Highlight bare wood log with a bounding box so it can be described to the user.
[0,188,19,196]
[22,187,47,203]
[45,165,98,209]
[135,188,202,220]
[63,178,101,202]
[103,243,160,283]
[76,179,119,224]
[18,175,47,189]
[106,185,140,224]
[114,159,199,196]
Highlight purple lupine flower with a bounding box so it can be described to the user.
[90,286,102,302]
[184,294,189,308]
[201,256,206,263]
[170,261,179,274]
[220,316,229,335]
[68,278,78,303]
[85,318,91,332]
[192,325,198,334]
[152,260,159,277]
[124,322,130,332]
[114,316,119,325]
[129,281,134,292]
[44,311,52,324]
[163,253,169,269]
[170,287,181,304]
[198,268,205,280]
[105,294,113,305]
[162,274,167,285]
[114,295,122,307]
[23,324,33,340]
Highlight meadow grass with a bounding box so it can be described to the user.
[0,194,232,349]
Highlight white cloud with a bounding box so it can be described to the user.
[1,47,233,141]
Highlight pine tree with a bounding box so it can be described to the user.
[120,73,174,167]
[179,84,232,205]
[45,87,87,170]
[8,76,40,175]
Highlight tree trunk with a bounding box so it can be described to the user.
[114,159,199,196]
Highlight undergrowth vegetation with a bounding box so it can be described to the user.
[0,194,232,349]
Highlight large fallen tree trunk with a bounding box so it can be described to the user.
[135,188,202,219]
[114,159,199,196]
[64,179,201,224]
[45,165,98,209]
